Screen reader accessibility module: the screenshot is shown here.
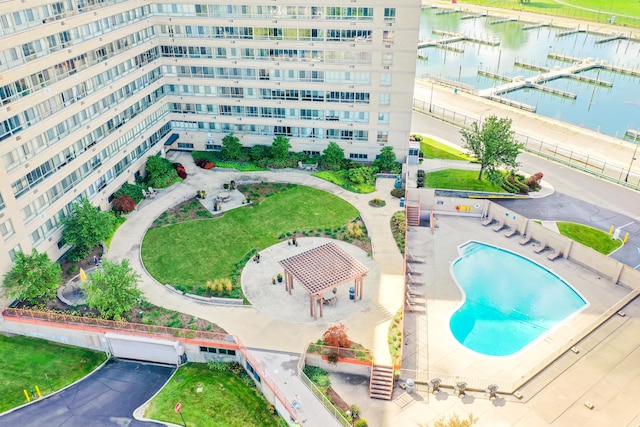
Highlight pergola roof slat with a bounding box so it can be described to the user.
[278,242,369,294]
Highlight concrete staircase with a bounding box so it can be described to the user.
[369,364,395,400]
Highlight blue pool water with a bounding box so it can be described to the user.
[450,241,587,356]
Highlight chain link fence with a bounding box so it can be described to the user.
[412,99,640,190]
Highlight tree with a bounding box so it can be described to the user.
[460,115,522,183]
[81,259,142,320]
[144,156,179,188]
[62,198,115,258]
[322,323,351,348]
[221,133,242,160]
[431,414,477,427]
[346,166,376,185]
[271,136,291,160]
[3,249,62,304]
[321,141,345,170]
[373,146,398,172]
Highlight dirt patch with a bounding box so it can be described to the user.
[327,387,350,412]
[237,182,297,205]
[59,245,104,282]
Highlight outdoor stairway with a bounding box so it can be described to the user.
[369,365,395,400]
[406,202,420,227]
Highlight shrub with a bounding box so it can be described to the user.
[250,144,271,161]
[326,352,339,365]
[114,182,145,204]
[349,404,360,419]
[113,195,136,213]
[145,156,180,188]
[369,198,386,207]
[354,419,368,427]
[391,188,405,198]
[525,171,543,190]
[322,323,351,348]
[347,221,365,239]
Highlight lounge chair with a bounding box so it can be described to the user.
[407,285,425,297]
[534,240,547,253]
[405,303,426,313]
[493,220,505,232]
[148,187,158,197]
[406,253,425,264]
[406,264,422,275]
[482,214,494,226]
[141,189,150,199]
[504,227,517,238]
[406,274,422,285]
[519,233,532,245]
[406,292,426,306]
[547,248,563,261]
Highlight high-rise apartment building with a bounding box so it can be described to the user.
[0,1,421,274]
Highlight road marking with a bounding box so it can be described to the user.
[634,264,640,270]
[618,221,634,230]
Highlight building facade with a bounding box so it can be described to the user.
[0,0,421,274]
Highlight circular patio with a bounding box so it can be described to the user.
[241,237,380,324]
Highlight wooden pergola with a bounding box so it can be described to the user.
[278,242,369,319]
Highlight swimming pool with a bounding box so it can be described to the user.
[450,241,587,357]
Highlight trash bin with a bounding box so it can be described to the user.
[406,378,415,394]
[349,287,355,300]
[400,197,405,208]
[394,177,402,189]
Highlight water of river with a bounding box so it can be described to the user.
[416,8,640,139]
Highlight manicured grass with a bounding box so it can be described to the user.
[557,221,623,255]
[313,170,376,193]
[460,0,640,27]
[141,186,359,286]
[145,363,281,427]
[418,136,471,161]
[425,169,506,192]
[0,334,107,412]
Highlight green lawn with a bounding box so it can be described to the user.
[425,169,506,192]
[145,363,281,427]
[557,221,623,255]
[313,170,376,193]
[0,334,107,412]
[418,136,471,161]
[141,186,359,286]
[460,0,640,27]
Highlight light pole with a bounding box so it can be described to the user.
[624,129,639,182]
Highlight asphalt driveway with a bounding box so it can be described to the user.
[0,359,174,427]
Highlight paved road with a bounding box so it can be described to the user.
[411,111,640,267]
[0,359,174,427]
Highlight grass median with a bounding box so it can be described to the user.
[557,221,623,255]
[425,169,506,192]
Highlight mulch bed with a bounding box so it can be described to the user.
[327,387,350,412]
[60,245,104,282]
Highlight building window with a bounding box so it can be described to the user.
[199,346,236,356]
[57,240,66,249]
[8,244,22,262]
[377,132,388,143]
[303,150,320,156]
[177,143,194,149]
[380,73,392,86]
[384,8,396,21]
[349,153,368,160]
[378,113,389,124]
[380,93,391,106]
[0,219,15,241]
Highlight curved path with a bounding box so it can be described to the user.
[108,153,405,363]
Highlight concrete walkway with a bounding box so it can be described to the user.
[107,153,405,426]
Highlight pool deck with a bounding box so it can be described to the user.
[406,216,631,391]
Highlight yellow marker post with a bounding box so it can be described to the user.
[80,268,87,283]
[24,390,31,402]
[35,385,42,397]
[609,226,614,235]
[624,233,629,243]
